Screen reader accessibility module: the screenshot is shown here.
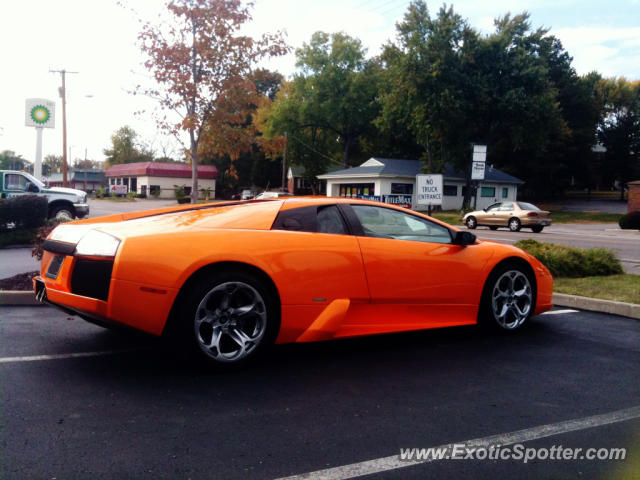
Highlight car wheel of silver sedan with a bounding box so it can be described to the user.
[176,269,279,367]
[466,216,477,229]
[480,263,535,331]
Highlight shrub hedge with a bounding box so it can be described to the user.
[515,239,623,278]
[619,211,640,230]
[0,195,48,232]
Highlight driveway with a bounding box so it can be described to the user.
[1,305,638,479]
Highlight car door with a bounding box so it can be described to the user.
[482,202,503,226]
[341,204,494,332]
[495,202,515,226]
[3,172,33,198]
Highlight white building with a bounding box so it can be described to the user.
[105,162,217,199]
[317,158,524,211]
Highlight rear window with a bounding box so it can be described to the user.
[517,202,540,211]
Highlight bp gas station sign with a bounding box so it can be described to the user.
[25,99,55,128]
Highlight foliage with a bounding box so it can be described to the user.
[31,218,71,261]
[0,195,48,232]
[515,239,623,277]
[174,184,190,203]
[597,78,640,199]
[259,32,380,173]
[199,186,212,200]
[554,274,640,304]
[619,211,640,230]
[103,126,154,168]
[43,154,63,176]
[135,0,288,203]
[0,150,31,172]
[127,191,137,199]
[73,158,103,170]
[96,188,107,198]
[0,227,38,248]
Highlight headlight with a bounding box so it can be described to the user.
[50,224,94,243]
[75,230,120,257]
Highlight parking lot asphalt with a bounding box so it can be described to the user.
[1,306,638,479]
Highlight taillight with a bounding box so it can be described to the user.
[527,212,538,217]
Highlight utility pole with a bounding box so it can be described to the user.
[50,69,78,187]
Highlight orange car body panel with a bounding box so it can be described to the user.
[35,198,554,343]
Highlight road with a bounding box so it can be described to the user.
[0,306,638,479]
[468,224,640,274]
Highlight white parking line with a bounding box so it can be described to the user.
[541,309,579,315]
[276,405,640,480]
[0,349,137,364]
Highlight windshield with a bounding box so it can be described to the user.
[21,172,45,188]
[517,202,540,211]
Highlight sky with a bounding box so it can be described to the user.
[0,0,639,169]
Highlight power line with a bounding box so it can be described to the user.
[289,133,337,163]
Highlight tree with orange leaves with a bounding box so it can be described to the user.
[136,0,288,203]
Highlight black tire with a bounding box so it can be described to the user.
[174,269,279,368]
[478,262,536,332]
[466,216,477,229]
[489,226,498,230]
[508,217,521,232]
[531,225,544,233]
[50,204,75,221]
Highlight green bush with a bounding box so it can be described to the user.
[96,188,106,198]
[515,239,623,278]
[619,211,640,230]
[127,191,137,199]
[0,195,48,232]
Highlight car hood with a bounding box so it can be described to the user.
[43,186,85,198]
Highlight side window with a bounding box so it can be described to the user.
[5,174,28,191]
[499,202,514,211]
[351,205,452,244]
[486,203,501,211]
[272,205,349,235]
[272,206,317,232]
[317,205,348,234]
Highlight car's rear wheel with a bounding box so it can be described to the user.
[177,270,279,367]
[479,263,535,331]
[508,217,521,232]
[466,216,477,229]
[531,225,544,233]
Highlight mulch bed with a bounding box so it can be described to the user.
[0,271,39,291]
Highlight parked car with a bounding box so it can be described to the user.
[463,201,552,233]
[254,191,294,200]
[34,197,553,368]
[0,170,89,220]
[240,189,256,200]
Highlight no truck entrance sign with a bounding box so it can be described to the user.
[416,174,443,206]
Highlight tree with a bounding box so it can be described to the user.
[597,78,640,198]
[103,126,154,167]
[136,0,288,203]
[43,154,63,176]
[73,158,104,170]
[260,32,381,170]
[0,150,31,172]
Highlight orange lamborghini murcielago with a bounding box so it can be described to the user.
[34,197,553,366]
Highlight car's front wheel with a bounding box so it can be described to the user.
[480,263,535,331]
[466,216,477,229]
[177,270,279,367]
[50,205,75,221]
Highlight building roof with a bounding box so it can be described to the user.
[105,162,218,179]
[317,157,523,184]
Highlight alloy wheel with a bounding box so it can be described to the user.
[491,270,532,329]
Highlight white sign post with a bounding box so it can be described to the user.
[25,98,55,181]
[416,174,443,214]
[470,144,487,208]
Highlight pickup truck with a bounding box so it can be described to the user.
[0,170,89,220]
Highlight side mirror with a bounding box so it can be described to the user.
[27,183,39,193]
[452,230,476,246]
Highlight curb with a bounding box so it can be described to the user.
[2,290,639,320]
[0,291,43,306]
[552,293,640,320]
